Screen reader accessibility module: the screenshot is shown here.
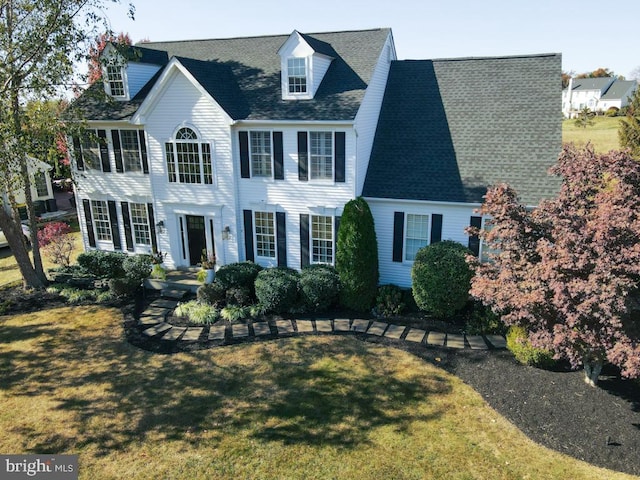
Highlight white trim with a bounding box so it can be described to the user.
[403,212,430,263]
[364,196,484,208]
[234,120,353,126]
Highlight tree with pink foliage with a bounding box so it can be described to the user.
[470,145,640,386]
[38,221,74,268]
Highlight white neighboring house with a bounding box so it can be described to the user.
[562,77,638,117]
[67,29,561,287]
[1,156,57,217]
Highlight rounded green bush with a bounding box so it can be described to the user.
[108,276,139,297]
[77,250,127,279]
[225,286,253,307]
[375,284,407,317]
[123,254,153,284]
[215,261,262,294]
[254,267,300,314]
[197,280,226,306]
[299,264,340,313]
[465,303,507,335]
[506,326,555,368]
[411,240,473,318]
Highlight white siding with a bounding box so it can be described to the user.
[354,33,395,196]
[235,125,356,270]
[126,63,162,98]
[309,54,332,97]
[367,198,481,287]
[143,70,239,269]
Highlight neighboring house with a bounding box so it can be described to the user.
[1,157,57,217]
[67,28,560,287]
[562,77,637,117]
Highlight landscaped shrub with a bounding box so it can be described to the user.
[37,221,74,267]
[215,261,262,294]
[77,250,126,279]
[197,280,226,306]
[336,197,379,312]
[299,264,340,313]
[465,303,507,335]
[506,326,555,368]
[174,300,219,325]
[220,305,250,322]
[254,267,300,314]
[411,240,474,318]
[605,106,620,117]
[108,277,140,297]
[225,286,253,307]
[122,254,153,284]
[374,284,407,317]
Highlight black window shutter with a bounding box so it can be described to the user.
[112,130,124,173]
[468,216,482,256]
[97,130,110,172]
[334,132,345,183]
[121,202,134,251]
[72,136,84,171]
[300,214,310,268]
[239,131,250,178]
[139,130,149,174]
[276,212,287,267]
[82,199,96,247]
[297,132,308,181]
[147,203,158,253]
[107,200,121,250]
[273,131,284,180]
[243,210,254,261]
[431,214,443,244]
[392,212,404,262]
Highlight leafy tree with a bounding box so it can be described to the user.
[576,67,618,79]
[87,31,132,85]
[37,221,74,267]
[561,71,573,89]
[574,106,595,129]
[470,145,640,386]
[629,65,640,82]
[619,86,640,159]
[336,197,379,312]
[0,0,134,289]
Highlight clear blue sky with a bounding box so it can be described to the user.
[102,0,638,78]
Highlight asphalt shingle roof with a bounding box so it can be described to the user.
[70,29,390,122]
[601,79,637,100]
[362,54,562,206]
[569,77,614,92]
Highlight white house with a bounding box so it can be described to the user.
[68,29,560,287]
[562,77,637,117]
[1,157,57,218]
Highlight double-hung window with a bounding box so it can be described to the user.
[119,130,143,172]
[130,203,151,246]
[405,214,429,261]
[34,172,48,197]
[311,215,333,264]
[91,200,112,242]
[310,132,333,180]
[287,57,307,94]
[250,131,272,177]
[254,211,276,258]
[165,127,213,184]
[106,65,126,97]
[81,130,101,171]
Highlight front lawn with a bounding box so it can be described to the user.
[0,306,635,479]
[562,116,623,153]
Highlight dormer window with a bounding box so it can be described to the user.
[287,58,307,94]
[106,65,126,98]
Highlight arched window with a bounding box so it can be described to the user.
[165,127,213,184]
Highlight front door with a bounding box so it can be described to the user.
[186,215,206,266]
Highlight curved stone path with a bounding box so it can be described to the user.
[137,297,507,351]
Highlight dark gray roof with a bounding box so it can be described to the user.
[124,45,169,65]
[569,77,614,92]
[70,28,390,122]
[363,54,562,206]
[601,79,637,100]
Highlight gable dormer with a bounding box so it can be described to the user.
[277,31,335,100]
[101,43,168,101]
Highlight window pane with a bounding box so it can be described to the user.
[310,132,333,180]
[176,127,197,140]
[405,214,429,261]
[130,203,150,246]
[120,130,141,172]
[82,130,101,170]
[165,143,176,182]
[107,66,125,96]
[202,143,213,185]
[34,172,48,197]
[250,131,272,177]
[311,215,333,264]
[176,142,201,184]
[255,211,275,258]
[288,58,307,93]
[91,200,112,242]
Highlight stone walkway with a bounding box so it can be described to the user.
[137,297,507,351]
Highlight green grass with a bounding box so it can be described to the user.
[563,116,623,153]
[0,306,636,479]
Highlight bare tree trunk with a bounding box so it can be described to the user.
[0,207,43,288]
[583,360,603,387]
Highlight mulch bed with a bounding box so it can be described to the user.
[3,285,639,475]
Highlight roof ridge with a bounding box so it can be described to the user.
[137,27,390,47]
[397,53,560,63]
